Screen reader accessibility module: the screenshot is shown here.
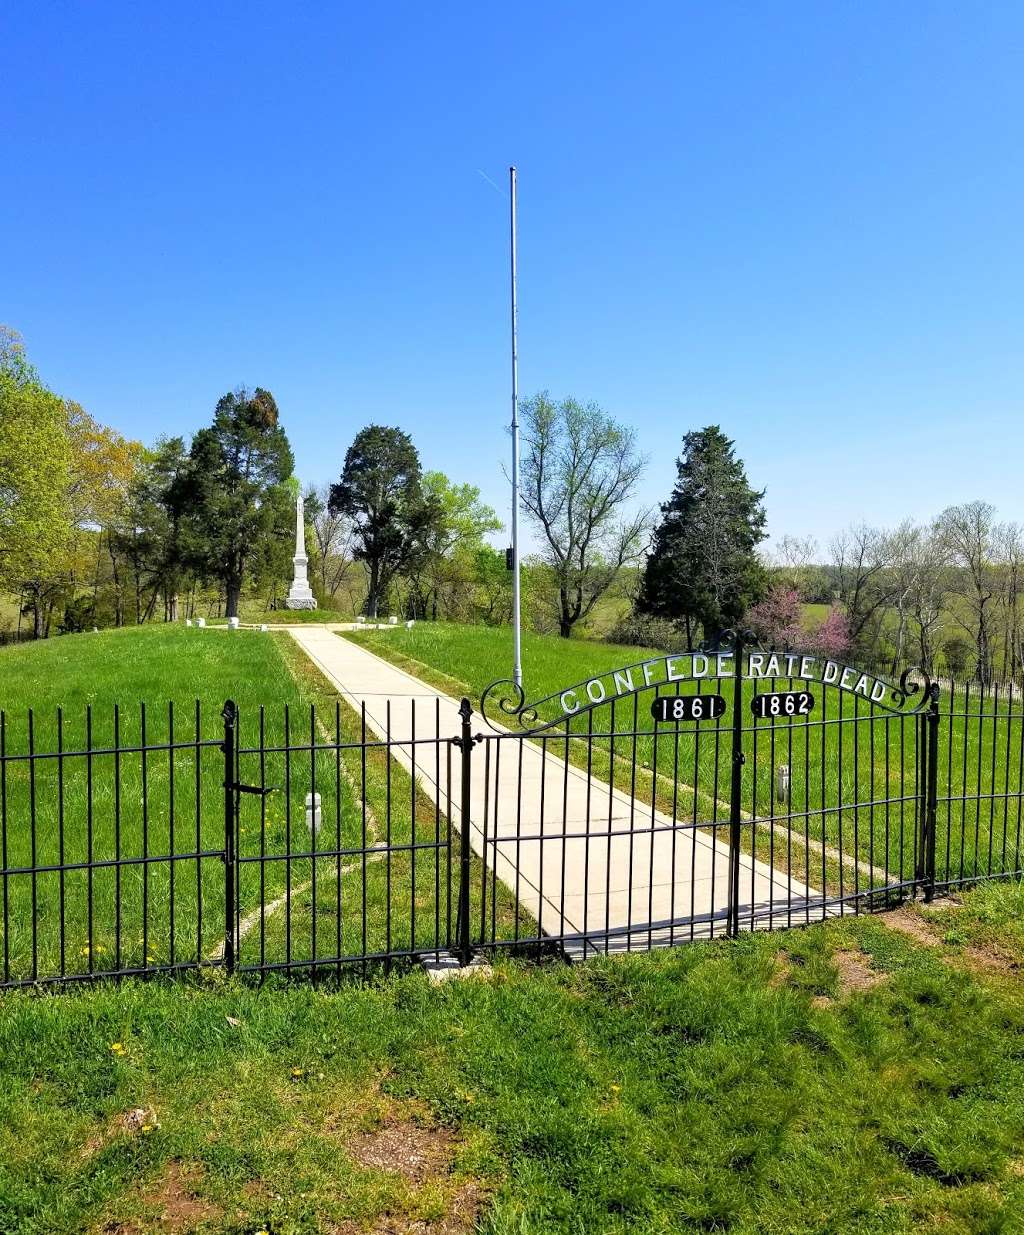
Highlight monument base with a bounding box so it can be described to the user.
[285,596,318,610]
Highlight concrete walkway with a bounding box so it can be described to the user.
[289,627,821,956]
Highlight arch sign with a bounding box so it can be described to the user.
[480,645,932,735]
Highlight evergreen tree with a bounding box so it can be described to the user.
[638,426,767,645]
[188,388,294,619]
[328,425,426,618]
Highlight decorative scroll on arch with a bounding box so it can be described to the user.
[479,643,936,736]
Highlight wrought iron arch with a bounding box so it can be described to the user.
[479,639,935,735]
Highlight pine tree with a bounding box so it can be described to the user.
[638,426,767,645]
[188,388,294,619]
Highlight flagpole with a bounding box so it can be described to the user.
[510,165,523,689]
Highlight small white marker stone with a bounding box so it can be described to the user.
[196,617,206,628]
[389,615,398,625]
[260,623,269,632]
[305,791,322,834]
[227,616,240,630]
[405,619,415,629]
[185,619,193,627]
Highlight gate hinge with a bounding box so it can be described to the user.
[449,734,482,753]
[732,751,746,765]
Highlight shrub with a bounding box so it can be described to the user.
[747,586,803,649]
[606,614,683,651]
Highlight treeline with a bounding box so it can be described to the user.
[8,325,1009,683]
[1,347,656,641]
[762,506,1024,685]
[0,331,509,637]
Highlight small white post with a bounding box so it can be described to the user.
[305,791,322,834]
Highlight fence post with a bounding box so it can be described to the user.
[727,633,746,939]
[221,700,237,975]
[924,686,940,902]
[455,697,474,965]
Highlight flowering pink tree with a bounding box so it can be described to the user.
[807,607,851,659]
[747,586,803,648]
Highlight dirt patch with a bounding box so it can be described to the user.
[883,907,942,947]
[769,951,793,988]
[328,1179,484,1235]
[333,1110,486,1234]
[834,948,886,993]
[349,1118,456,1183]
[958,941,1020,978]
[813,948,886,1006]
[884,905,1019,977]
[148,1163,220,1231]
[100,1163,221,1235]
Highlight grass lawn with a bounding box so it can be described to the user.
[0,627,517,987]
[1,882,1023,1233]
[207,608,354,626]
[346,625,1024,902]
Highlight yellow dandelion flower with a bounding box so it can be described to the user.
[291,1067,304,1078]
[110,1042,126,1055]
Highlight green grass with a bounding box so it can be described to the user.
[347,624,1024,901]
[207,607,353,625]
[0,626,518,986]
[1,882,1023,1233]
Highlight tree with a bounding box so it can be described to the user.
[747,585,803,649]
[405,471,501,619]
[519,392,648,638]
[328,426,426,618]
[936,501,998,685]
[638,426,766,645]
[305,483,357,605]
[107,436,193,625]
[828,523,896,659]
[469,545,516,625]
[806,606,851,659]
[0,329,72,613]
[188,388,294,619]
[770,534,828,601]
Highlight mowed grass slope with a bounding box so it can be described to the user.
[0,627,477,985]
[1,883,1023,1233]
[347,624,1024,899]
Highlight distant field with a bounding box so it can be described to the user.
[347,623,1024,900]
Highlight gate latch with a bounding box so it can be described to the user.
[732,751,746,766]
[227,782,278,796]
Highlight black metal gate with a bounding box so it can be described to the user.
[473,631,940,956]
[0,634,974,991]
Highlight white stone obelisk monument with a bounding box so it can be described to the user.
[284,487,317,610]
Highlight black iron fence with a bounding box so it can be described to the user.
[2,650,1023,990]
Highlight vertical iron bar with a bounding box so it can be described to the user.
[457,698,474,966]
[727,635,745,939]
[168,701,175,968]
[924,688,939,902]
[221,700,237,975]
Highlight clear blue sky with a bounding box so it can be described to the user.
[3,3,1022,551]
